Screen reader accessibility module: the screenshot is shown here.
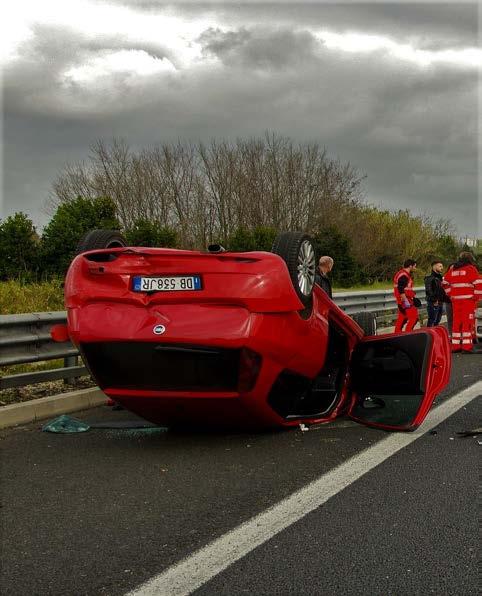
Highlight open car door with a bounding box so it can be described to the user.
[347,327,451,431]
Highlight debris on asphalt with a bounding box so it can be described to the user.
[88,420,157,429]
[109,427,168,439]
[429,429,438,435]
[41,414,167,434]
[42,415,90,433]
[456,427,482,437]
[299,423,309,432]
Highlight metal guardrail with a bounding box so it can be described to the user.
[334,286,427,325]
[0,287,426,390]
[0,312,87,390]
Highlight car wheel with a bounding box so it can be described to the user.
[76,229,127,254]
[351,311,377,336]
[271,232,316,308]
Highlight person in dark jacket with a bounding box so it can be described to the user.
[424,260,450,327]
[315,256,333,299]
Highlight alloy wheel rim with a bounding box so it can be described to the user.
[297,240,316,296]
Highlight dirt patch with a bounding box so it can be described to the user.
[0,377,97,406]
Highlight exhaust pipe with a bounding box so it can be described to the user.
[207,244,226,253]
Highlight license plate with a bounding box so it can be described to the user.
[132,275,202,292]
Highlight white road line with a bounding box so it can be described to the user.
[127,381,482,596]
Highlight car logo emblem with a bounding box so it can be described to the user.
[153,324,166,335]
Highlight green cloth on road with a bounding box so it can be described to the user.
[42,415,90,433]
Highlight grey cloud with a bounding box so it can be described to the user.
[161,2,478,49]
[4,25,81,106]
[74,34,176,65]
[4,23,177,117]
[105,2,478,52]
[111,2,477,35]
[198,27,252,60]
[199,27,319,69]
[14,23,209,87]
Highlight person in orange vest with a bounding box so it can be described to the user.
[393,259,420,332]
[442,252,482,353]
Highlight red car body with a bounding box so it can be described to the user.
[62,246,451,431]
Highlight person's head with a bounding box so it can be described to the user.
[431,260,443,274]
[458,251,475,265]
[403,258,417,273]
[319,256,334,274]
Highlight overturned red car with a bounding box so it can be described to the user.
[59,230,451,431]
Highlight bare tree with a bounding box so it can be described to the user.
[48,133,367,247]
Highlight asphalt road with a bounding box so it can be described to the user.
[0,354,480,596]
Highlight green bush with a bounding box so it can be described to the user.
[0,212,39,280]
[432,235,460,266]
[125,219,177,247]
[227,226,278,252]
[40,196,120,277]
[312,227,365,287]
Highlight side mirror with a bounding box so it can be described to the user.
[50,324,70,343]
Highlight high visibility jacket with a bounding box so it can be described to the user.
[442,263,482,302]
[393,269,415,304]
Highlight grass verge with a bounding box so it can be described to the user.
[0,279,64,314]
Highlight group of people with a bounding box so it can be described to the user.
[393,252,481,352]
[315,251,481,353]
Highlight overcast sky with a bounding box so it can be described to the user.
[2,1,481,237]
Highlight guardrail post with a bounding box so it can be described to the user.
[63,355,78,385]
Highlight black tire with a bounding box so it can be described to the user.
[271,232,316,307]
[351,311,377,336]
[76,229,127,254]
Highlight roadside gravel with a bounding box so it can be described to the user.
[0,377,96,407]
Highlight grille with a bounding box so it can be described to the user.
[81,342,241,391]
